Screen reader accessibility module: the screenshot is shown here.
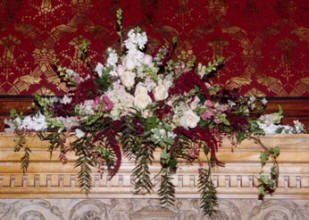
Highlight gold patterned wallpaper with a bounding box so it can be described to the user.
[0,0,308,96]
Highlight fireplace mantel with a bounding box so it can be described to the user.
[0,133,308,199]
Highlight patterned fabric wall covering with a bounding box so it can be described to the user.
[0,0,308,96]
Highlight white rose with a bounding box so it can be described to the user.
[117,65,135,89]
[153,83,168,101]
[179,110,200,129]
[134,83,152,110]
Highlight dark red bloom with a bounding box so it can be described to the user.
[174,126,224,167]
[133,119,144,135]
[92,120,123,177]
[74,78,98,104]
[53,103,74,117]
[226,112,249,131]
[169,71,211,100]
[156,102,173,120]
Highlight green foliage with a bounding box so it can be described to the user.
[79,41,88,61]
[75,153,92,193]
[132,143,155,194]
[144,116,159,131]
[116,8,123,55]
[38,132,65,159]
[120,122,155,194]
[13,131,31,173]
[258,145,280,199]
[94,67,112,92]
[21,146,31,173]
[158,167,175,207]
[198,168,218,216]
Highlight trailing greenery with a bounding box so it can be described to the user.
[158,167,175,207]
[258,146,280,199]
[198,167,218,216]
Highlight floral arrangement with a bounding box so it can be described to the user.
[5,9,306,216]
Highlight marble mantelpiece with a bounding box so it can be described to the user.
[0,133,309,219]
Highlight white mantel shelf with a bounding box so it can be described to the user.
[0,133,308,199]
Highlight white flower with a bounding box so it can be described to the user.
[125,29,148,51]
[153,75,173,101]
[190,96,200,109]
[57,116,79,130]
[249,96,256,103]
[261,98,268,105]
[61,95,72,104]
[95,62,104,77]
[117,65,136,89]
[123,54,137,70]
[134,83,152,110]
[106,48,118,67]
[123,51,145,70]
[144,77,156,91]
[79,100,95,115]
[143,54,153,67]
[154,83,168,101]
[17,113,48,131]
[4,119,15,132]
[179,109,200,129]
[106,82,134,120]
[293,120,305,133]
[66,68,78,77]
[75,128,85,138]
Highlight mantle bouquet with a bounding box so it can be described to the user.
[4,9,306,216]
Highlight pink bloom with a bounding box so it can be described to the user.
[103,95,113,112]
[214,117,221,124]
[74,76,82,84]
[201,110,214,120]
[217,104,228,112]
[205,100,214,108]
[92,96,102,109]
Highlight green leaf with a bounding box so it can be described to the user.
[169,158,177,169]
[236,132,247,143]
[160,150,169,160]
[258,186,265,195]
[10,108,17,118]
[271,146,280,158]
[260,152,269,165]
[145,116,159,131]
[218,114,230,125]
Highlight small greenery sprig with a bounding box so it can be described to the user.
[116,8,124,55]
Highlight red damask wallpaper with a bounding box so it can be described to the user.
[0,0,308,96]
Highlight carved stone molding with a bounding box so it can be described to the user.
[0,198,309,219]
